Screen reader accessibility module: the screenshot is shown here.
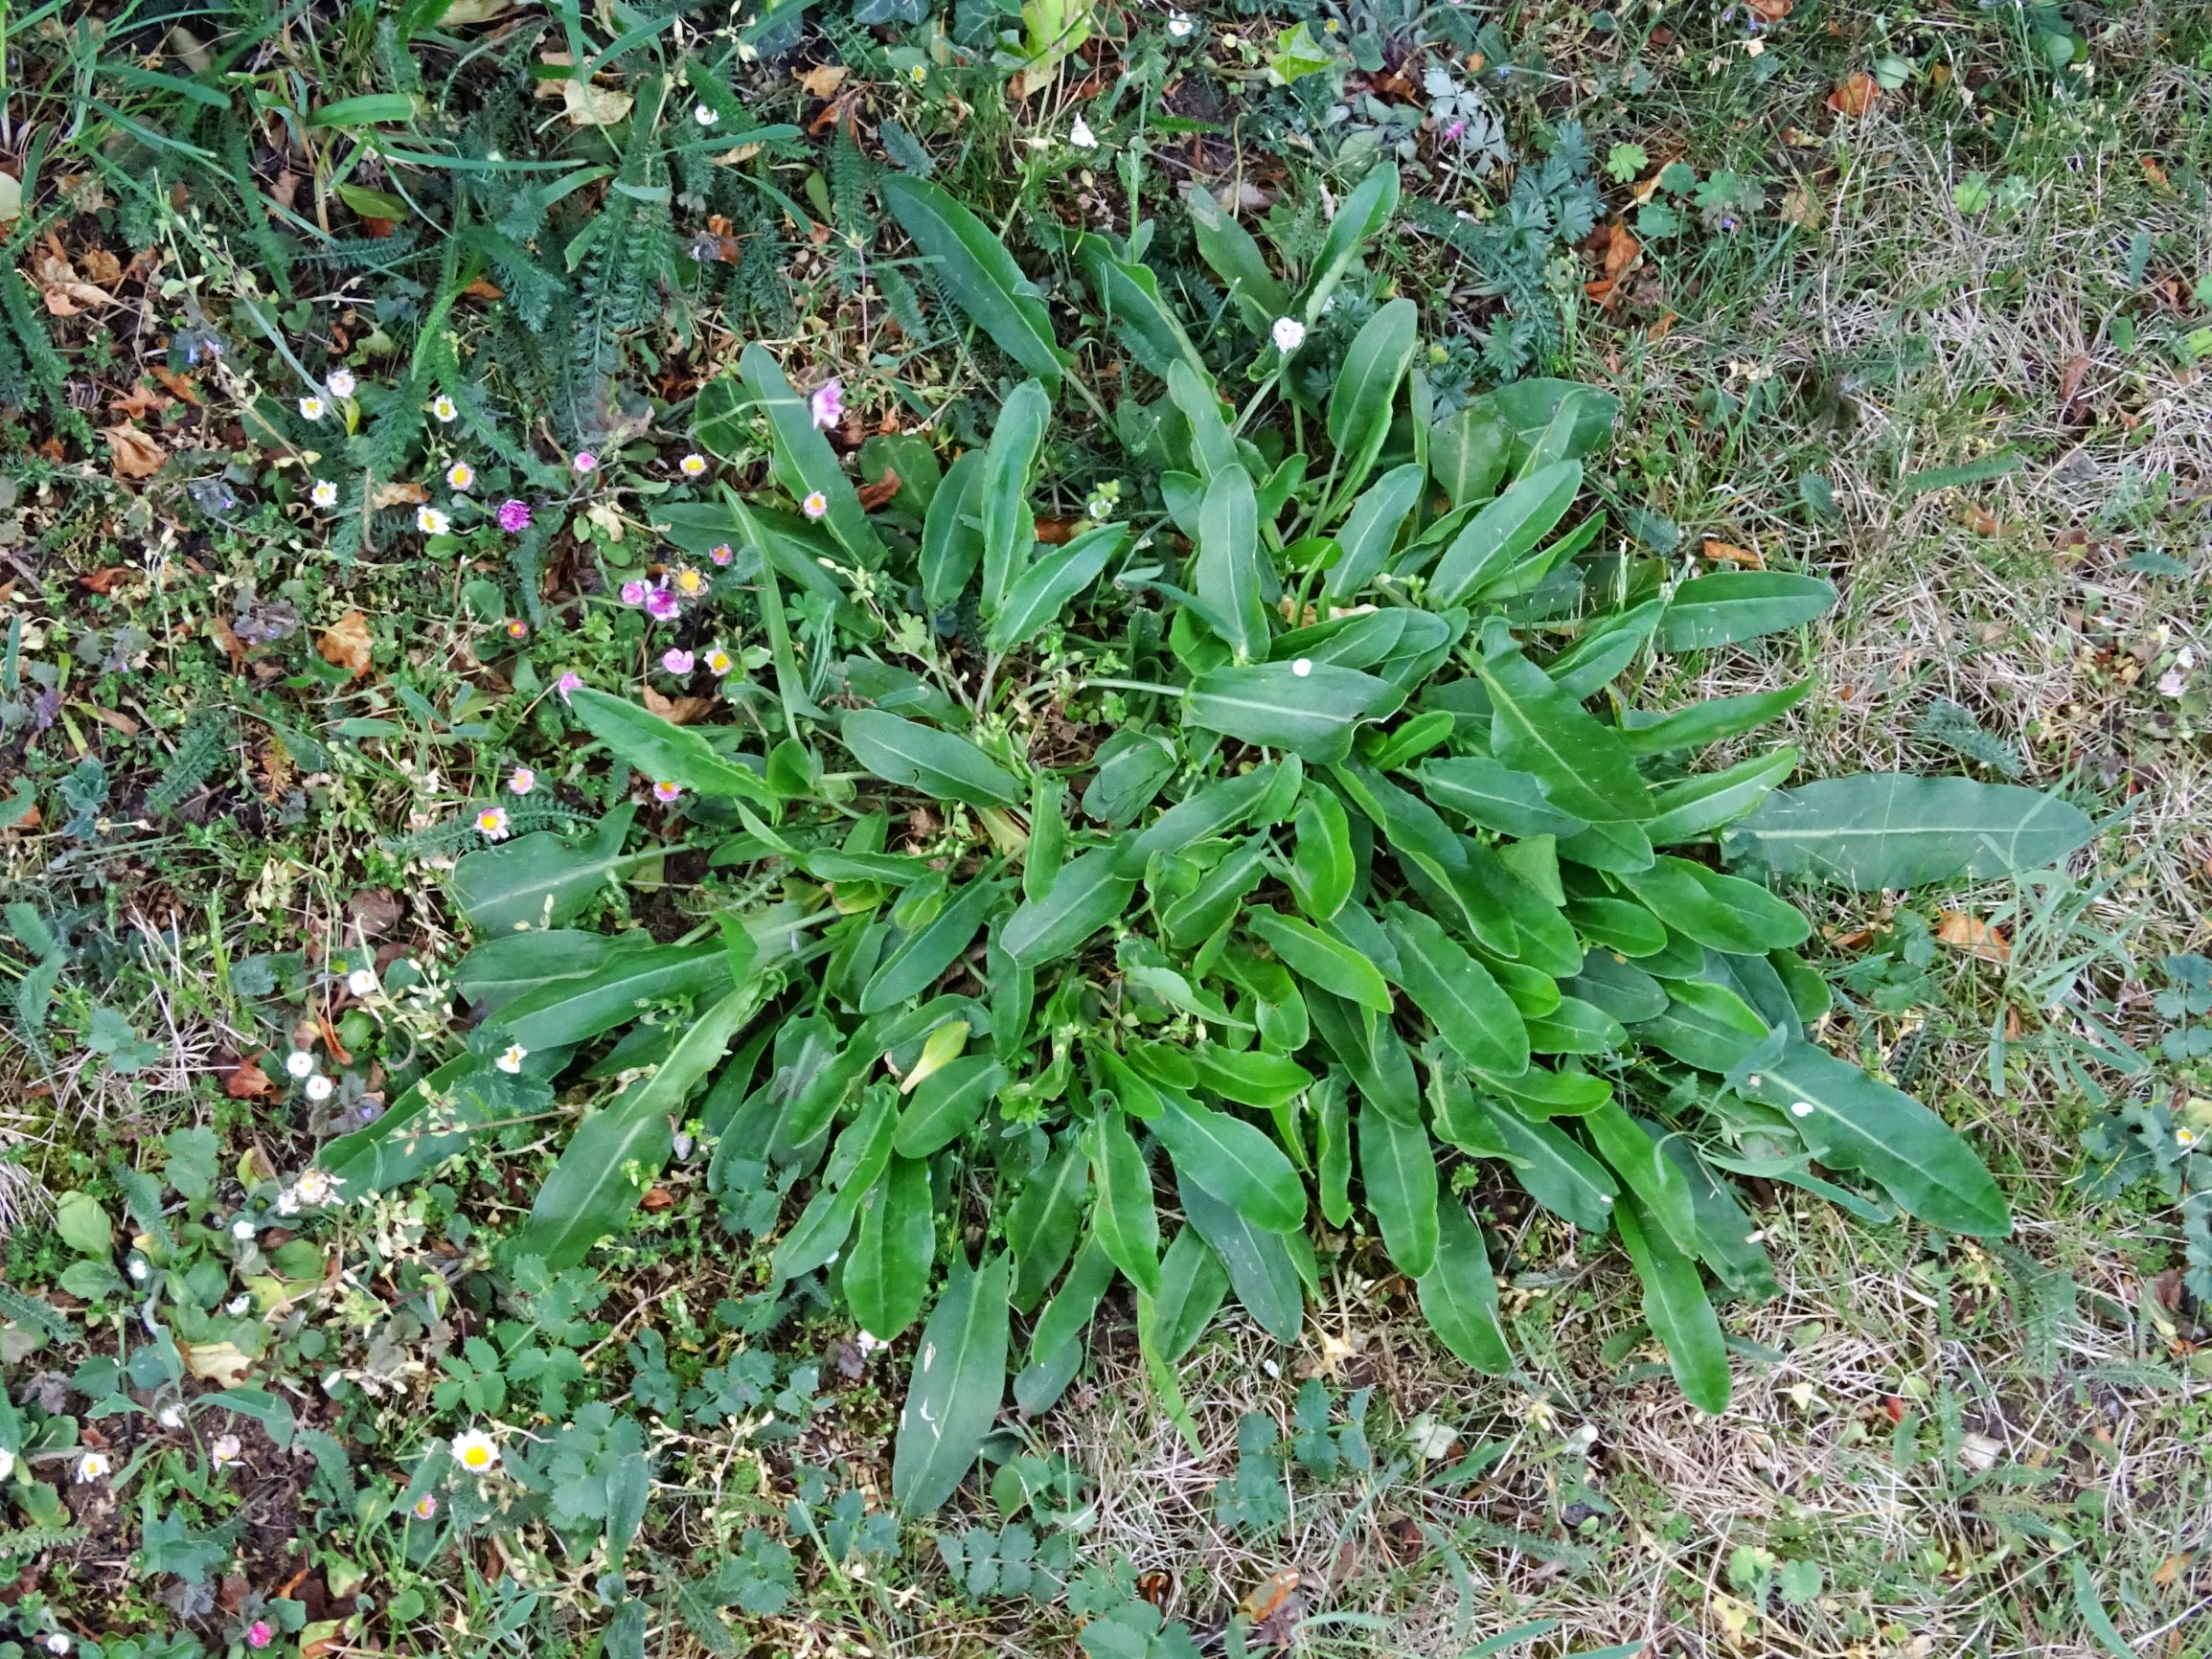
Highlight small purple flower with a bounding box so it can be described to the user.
[810,379,844,430]
[645,587,681,623]
[246,1623,272,1651]
[573,451,597,474]
[661,648,696,675]
[1444,119,1467,143]
[620,580,649,606]
[497,498,533,534]
[1720,215,1739,232]
[557,670,583,702]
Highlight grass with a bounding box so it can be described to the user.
[3,2,2210,1657]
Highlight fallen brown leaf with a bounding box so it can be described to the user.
[798,62,849,100]
[223,1058,273,1099]
[317,610,375,679]
[2057,354,2090,418]
[642,687,716,724]
[153,366,202,404]
[1034,517,1080,546]
[82,705,141,738]
[1961,503,2002,536]
[1745,0,1791,17]
[102,423,166,479]
[78,565,140,594]
[109,381,174,420]
[1828,72,1878,118]
[368,479,428,510]
[1936,910,2010,963]
[1701,539,1765,568]
[856,466,901,511]
[1601,220,1641,282]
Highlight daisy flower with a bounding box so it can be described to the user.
[672,567,704,597]
[504,619,528,640]
[446,461,475,490]
[247,1623,272,1651]
[2179,1127,2200,1149]
[573,451,597,474]
[305,1074,334,1102]
[495,1043,528,1075]
[127,1257,150,1282]
[621,580,649,606]
[310,479,338,508]
[802,489,830,519]
[703,646,735,677]
[508,766,536,796]
[809,380,843,430]
[212,1434,243,1467]
[285,1049,317,1079]
[1291,657,1313,677]
[1071,115,1098,149]
[662,648,695,675]
[475,807,512,841]
[157,1404,185,1429]
[347,966,378,998]
[709,542,734,566]
[556,670,583,702]
[45,1636,69,1656]
[1167,11,1194,38]
[679,453,708,478]
[293,1169,340,1206]
[412,1493,439,1520]
[431,394,459,422]
[326,368,356,398]
[450,1429,501,1473]
[299,396,326,420]
[651,781,682,805]
[694,102,718,125]
[232,1218,256,1240]
[497,498,533,533]
[1087,494,1114,520]
[77,1451,111,1483]
[1271,316,1307,352]
[907,62,927,84]
[645,588,680,622]
[418,506,451,535]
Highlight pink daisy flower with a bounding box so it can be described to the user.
[810,379,844,429]
[651,782,681,804]
[620,581,649,606]
[573,452,597,473]
[661,648,695,675]
[645,588,681,622]
[508,766,536,795]
[556,670,583,702]
[709,543,734,566]
[497,499,533,533]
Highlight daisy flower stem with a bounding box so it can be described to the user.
[1078,677,1187,699]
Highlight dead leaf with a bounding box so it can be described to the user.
[347,887,403,939]
[640,1186,674,1212]
[368,479,428,510]
[79,246,123,286]
[1240,1571,1302,1623]
[1828,72,1878,118]
[560,79,634,126]
[152,366,202,405]
[102,423,167,479]
[1700,539,1764,569]
[1033,517,1080,546]
[109,381,174,420]
[798,63,849,100]
[1935,910,2010,963]
[1961,503,2002,535]
[78,565,141,594]
[317,610,374,679]
[2057,354,2090,417]
[856,466,901,511]
[82,705,141,738]
[185,1342,255,1385]
[461,277,505,301]
[1646,309,1680,343]
[2140,155,2170,190]
[1601,221,1641,281]
[1745,0,1791,17]
[641,687,716,725]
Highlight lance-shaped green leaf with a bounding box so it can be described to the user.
[1640,746,1799,845]
[1357,1097,1438,1277]
[1193,464,1270,661]
[1417,1200,1514,1375]
[1248,909,1391,1013]
[1429,461,1583,606]
[1300,163,1399,323]
[490,942,734,1054]
[1415,756,1587,839]
[1144,1227,1230,1366]
[450,806,638,935]
[772,1091,897,1279]
[1382,905,1529,1077]
[740,342,888,568]
[1167,360,1239,479]
[1427,402,1512,508]
[1177,1171,1306,1344]
[1187,661,1405,763]
[1738,1038,2010,1237]
[1613,1193,1731,1414]
[980,379,1049,616]
[843,1155,935,1341]
[1008,1136,1090,1313]
[1324,463,1424,601]
[1474,1098,1618,1232]
[1185,184,1288,331]
[1477,649,1650,823]
[1073,233,1210,382]
[1325,298,1419,507]
[1087,1112,1161,1298]
[861,875,1007,1014]
[1583,1102,1700,1258]
[1619,856,1811,954]
[881,173,1066,391]
[841,711,1021,809]
[921,450,987,612]
[513,984,760,1268]
[1724,774,2097,892]
[570,690,771,804]
[1655,571,1836,650]
[1288,785,1356,920]
[893,1055,1007,1158]
[1153,1092,1306,1235]
[892,1251,1013,1514]
[1315,1070,1353,1225]
[989,524,1125,652]
[1001,841,1139,967]
[1620,681,1813,758]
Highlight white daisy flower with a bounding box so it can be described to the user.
[446,462,475,490]
[231,1218,256,1240]
[802,490,829,519]
[495,1043,528,1075]
[226,1295,252,1315]
[304,1074,334,1102]
[1167,11,1195,38]
[347,967,378,998]
[326,368,356,398]
[418,506,451,534]
[127,1258,150,1282]
[450,1429,501,1473]
[157,1404,185,1428]
[694,102,718,126]
[431,394,459,422]
[1271,316,1307,352]
[310,479,338,508]
[76,1451,111,1483]
[298,396,326,420]
[293,1169,339,1206]
[1070,116,1098,149]
[508,765,536,795]
[211,1433,243,1468]
[285,1049,317,1079]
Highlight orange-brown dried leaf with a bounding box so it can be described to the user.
[1828,72,1878,118]
[102,423,166,479]
[856,466,901,511]
[1701,539,1764,569]
[1935,910,2009,963]
[223,1058,274,1099]
[369,479,429,510]
[318,610,375,679]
